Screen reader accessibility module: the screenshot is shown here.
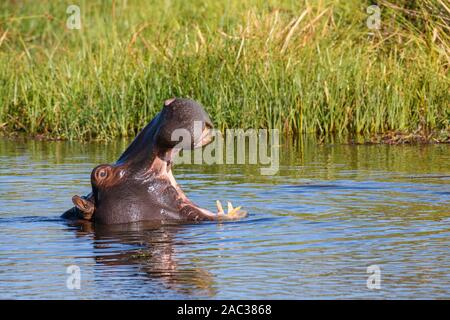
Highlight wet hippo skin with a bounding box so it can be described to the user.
[62,98,246,224]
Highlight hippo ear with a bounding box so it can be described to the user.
[72,195,95,220]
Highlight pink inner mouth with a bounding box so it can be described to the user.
[147,147,216,219]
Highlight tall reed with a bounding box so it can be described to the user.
[0,0,448,140]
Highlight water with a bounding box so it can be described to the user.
[0,137,449,299]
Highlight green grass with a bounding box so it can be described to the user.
[0,0,449,140]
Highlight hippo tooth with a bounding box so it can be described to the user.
[216,200,224,214]
[227,201,233,213]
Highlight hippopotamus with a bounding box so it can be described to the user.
[62,98,247,224]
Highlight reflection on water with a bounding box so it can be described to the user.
[0,137,449,299]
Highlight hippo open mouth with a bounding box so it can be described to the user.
[62,98,247,225]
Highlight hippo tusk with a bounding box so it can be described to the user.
[216,200,247,220]
[216,200,224,214]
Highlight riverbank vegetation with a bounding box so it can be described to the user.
[0,0,449,141]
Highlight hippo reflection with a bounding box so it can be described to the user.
[62,98,246,224]
[70,220,216,296]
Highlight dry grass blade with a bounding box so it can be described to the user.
[281,8,309,53]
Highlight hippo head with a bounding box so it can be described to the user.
[63,98,246,224]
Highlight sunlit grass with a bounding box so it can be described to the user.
[0,0,448,140]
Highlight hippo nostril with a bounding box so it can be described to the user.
[99,170,107,178]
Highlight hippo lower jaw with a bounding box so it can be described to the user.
[162,156,247,221]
